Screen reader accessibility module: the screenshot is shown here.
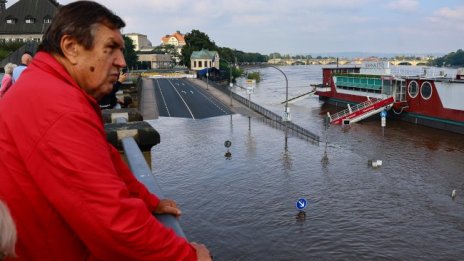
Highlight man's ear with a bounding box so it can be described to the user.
[60,35,79,65]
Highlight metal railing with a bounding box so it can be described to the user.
[210,81,320,143]
[116,117,186,238]
[329,98,378,123]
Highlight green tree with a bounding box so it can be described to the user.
[247,71,261,82]
[219,60,244,83]
[152,44,177,55]
[181,30,217,67]
[0,41,27,61]
[123,36,138,69]
[430,49,464,67]
[235,51,267,63]
[269,52,282,59]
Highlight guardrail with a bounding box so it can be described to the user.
[209,81,320,144]
[115,117,186,238]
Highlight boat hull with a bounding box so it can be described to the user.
[315,66,464,134]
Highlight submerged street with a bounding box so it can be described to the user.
[152,78,233,119]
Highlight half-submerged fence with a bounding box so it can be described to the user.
[211,81,320,144]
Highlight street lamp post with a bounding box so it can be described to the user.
[269,65,289,122]
[229,64,233,106]
[222,58,234,106]
[206,71,209,90]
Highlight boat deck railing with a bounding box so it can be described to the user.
[329,97,379,122]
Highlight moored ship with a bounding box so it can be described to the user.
[314,62,464,134]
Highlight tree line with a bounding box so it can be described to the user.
[430,49,464,67]
[181,29,268,66]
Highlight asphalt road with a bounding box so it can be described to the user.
[152,78,233,119]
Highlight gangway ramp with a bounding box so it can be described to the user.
[328,96,395,125]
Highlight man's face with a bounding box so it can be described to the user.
[73,24,126,100]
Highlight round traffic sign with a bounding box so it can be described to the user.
[296,198,307,210]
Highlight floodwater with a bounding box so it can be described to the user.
[148,65,464,260]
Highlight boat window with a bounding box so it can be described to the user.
[408,81,418,98]
[421,82,432,100]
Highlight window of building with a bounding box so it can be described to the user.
[199,61,202,68]
[421,81,432,100]
[193,61,197,68]
[25,16,35,24]
[6,16,16,24]
[408,81,418,98]
[43,16,52,23]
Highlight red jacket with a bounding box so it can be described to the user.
[0,52,196,260]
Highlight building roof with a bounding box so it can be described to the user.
[0,0,59,35]
[191,49,218,60]
[161,31,185,45]
[125,32,147,37]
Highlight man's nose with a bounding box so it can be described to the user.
[115,52,127,68]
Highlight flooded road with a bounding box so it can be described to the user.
[148,65,464,260]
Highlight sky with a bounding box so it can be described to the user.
[7,0,464,55]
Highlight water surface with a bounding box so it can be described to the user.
[148,65,464,260]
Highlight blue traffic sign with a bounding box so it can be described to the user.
[296,198,307,210]
[380,110,387,117]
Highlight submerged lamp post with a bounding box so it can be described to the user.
[206,70,209,90]
[229,63,233,106]
[222,58,234,106]
[269,65,290,122]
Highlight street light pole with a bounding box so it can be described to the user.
[222,58,234,107]
[229,62,233,106]
[269,65,289,121]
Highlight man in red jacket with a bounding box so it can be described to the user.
[0,1,211,260]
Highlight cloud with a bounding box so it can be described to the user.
[433,6,464,22]
[427,5,464,33]
[5,0,463,53]
[385,0,419,11]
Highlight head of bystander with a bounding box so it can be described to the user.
[0,63,17,98]
[11,52,32,83]
[0,200,16,260]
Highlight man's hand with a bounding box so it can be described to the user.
[191,242,212,261]
[154,198,181,217]
[118,72,127,83]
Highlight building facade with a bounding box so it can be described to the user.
[125,33,152,51]
[161,31,185,55]
[0,0,59,43]
[138,53,173,69]
[190,49,219,71]
[161,31,185,47]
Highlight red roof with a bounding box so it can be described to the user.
[161,31,185,45]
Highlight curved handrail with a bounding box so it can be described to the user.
[116,117,186,238]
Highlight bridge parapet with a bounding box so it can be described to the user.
[267,58,430,66]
